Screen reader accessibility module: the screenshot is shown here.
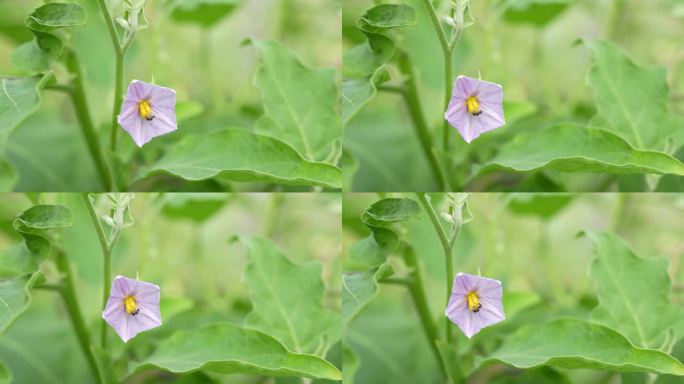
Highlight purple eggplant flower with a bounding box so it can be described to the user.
[102,275,162,342]
[118,80,177,147]
[445,272,505,338]
[445,76,505,143]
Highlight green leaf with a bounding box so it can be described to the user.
[356,4,417,33]
[0,243,45,278]
[14,205,73,231]
[588,232,680,349]
[477,124,684,176]
[342,344,360,384]
[131,323,341,380]
[343,34,394,79]
[489,367,572,384]
[242,237,339,354]
[25,3,86,32]
[342,264,393,323]
[0,359,11,384]
[138,129,341,189]
[348,198,420,267]
[161,193,227,222]
[480,318,684,375]
[502,0,569,26]
[586,40,680,150]
[0,74,52,190]
[0,272,42,335]
[253,40,340,162]
[507,194,574,219]
[10,32,62,74]
[169,0,242,27]
[342,68,389,126]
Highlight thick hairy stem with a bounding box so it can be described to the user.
[65,51,114,191]
[55,251,101,382]
[398,53,449,191]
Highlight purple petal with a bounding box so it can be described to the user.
[118,80,177,147]
[446,272,505,338]
[102,276,162,343]
[445,76,505,143]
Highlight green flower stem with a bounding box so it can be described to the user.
[54,250,101,383]
[65,51,115,191]
[402,246,451,383]
[95,0,123,152]
[416,193,454,343]
[398,53,449,191]
[420,0,455,152]
[80,194,113,349]
[606,0,626,40]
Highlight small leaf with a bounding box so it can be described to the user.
[588,232,680,349]
[169,0,242,27]
[507,194,574,219]
[356,4,417,33]
[161,193,227,222]
[586,40,680,150]
[480,318,684,375]
[0,272,42,335]
[131,323,341,380]
[342,67,389,126]
[24,3,86,32]
[242,237,339,354]
[342,264,393,323]
[138,129,341,189]
[14,205,73,230]
[253,40,340,162]
[349,198,420,267]
[477,124,684,176]
[343,34,395,79]
[0,243,46,278]
[10,32,62,73]
[502,0,569,26]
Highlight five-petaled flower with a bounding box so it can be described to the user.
[445,76,505,143]
[118,80,177,147]
[102,275,162,342]
[445,272,505,338]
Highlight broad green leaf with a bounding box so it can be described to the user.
[502,0,569,26]
[343,68,389,126]
[14,205,73,231]
[349,198,421,266]
[342,344,360,384]
[477,124,684,176]
[0,272,41,335]
[0,359,10,384]
[138,129,341,189]
[24,4,86,32]
[507,194,574,219]
[588,232,680,349]
[587,40,679,150]
[490,367,572,384]
[253,40,339,162]
[161,193,228,222]
[242,237,339,354]
[479,319,684,375]
[343,34,394,79]
[0,74,52,190]
[169,0,242,27]
[131,323,341,380]
[0,243,45,278]
[342,264,393,323]
[11,32,62,74]
[356,4,417,33]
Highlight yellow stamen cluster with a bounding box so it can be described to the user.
[138,100,155,121]
[466,291,481,313]
[466,96,481,116]
[124,295,139,315]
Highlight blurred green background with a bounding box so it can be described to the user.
[343,193,684,383]
[0,0,341,191]
[0,192,341,383]
[343,0,684,191]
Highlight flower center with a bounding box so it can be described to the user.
[466,291,481,313]
[466,96,482,116]
[138,100,155,121]
[123,295,139,316]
